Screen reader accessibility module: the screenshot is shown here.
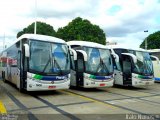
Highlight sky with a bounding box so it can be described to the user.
[0,0,160,51]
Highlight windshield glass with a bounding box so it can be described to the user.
[83,47,113,76]
[132,51,153,75]
[29,40,70,75]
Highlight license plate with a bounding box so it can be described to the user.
[48,86,56,89]
[100,84,105,86]
[146,82,149,85]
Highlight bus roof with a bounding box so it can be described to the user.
[107,45,148,52]
[67,41,107,49]
[147,49,160,52]
[18,34,66,44]
[107,45,130,49]
[3,34,66,52]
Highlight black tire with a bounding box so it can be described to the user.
[69,85,76,89]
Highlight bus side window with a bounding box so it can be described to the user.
[116,62,121,71]
[71,55,75,70]
[17,51,21,69]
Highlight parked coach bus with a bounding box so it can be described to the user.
[67,41,114,88]
[148,49,160,82]
[110,47,154,87]
[0,34,70,92]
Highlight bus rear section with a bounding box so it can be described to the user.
[68,41,114,88]
[0,34,71,91]
[111,48,154,87]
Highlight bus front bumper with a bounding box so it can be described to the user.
[82,78,114,88]
[154,77,160,82]
[26,78,70,91]
[132,77,154,87]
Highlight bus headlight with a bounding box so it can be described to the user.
[29,84,32,88]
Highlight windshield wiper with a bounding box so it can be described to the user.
[42,54,63,75]
[60,47,70,70]
[95,57,109,75]
[42,57,51,73]
[101,58,109,73]
[52,53,63,75]
[143,60,152,75]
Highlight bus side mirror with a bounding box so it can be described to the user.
[132,56,137,64]
[24,44,30,57]
[70,48,77,60]
[122,53,137,64]
[111,53,119,63]
[76,50,88,61]
[151,55,160,64]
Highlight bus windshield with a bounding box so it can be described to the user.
[83,47,113,76]
[29,40,70,75]
[132,51,153,75]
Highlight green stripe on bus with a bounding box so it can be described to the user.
[138,75,144,79]
[89,75,96,79]
[33,74,43,80]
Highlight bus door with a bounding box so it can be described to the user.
[7,58,12,81]
[122,55,132,86]
[76,52,85,87]
[17,50,23,91]
[70,51,76,86]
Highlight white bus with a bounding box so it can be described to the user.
[110,47,154,87]
[67,41,114,88]
[148,49,160,82]
[0,34,70,91]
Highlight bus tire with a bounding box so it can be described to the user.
[69,85,76,89]
[2,72,6,83]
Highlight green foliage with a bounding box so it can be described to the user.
[17,21,56,38]
[56,17,106,45]
[140,31,160,49]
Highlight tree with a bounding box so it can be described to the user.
[17,21,56,38]
[140,31,160,49]
[56,17,106,45]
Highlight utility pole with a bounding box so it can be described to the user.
[34,0,37,34]
[144,30,148,50]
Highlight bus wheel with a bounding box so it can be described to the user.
[2,72,6,83]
